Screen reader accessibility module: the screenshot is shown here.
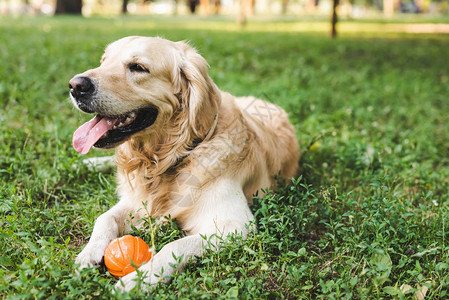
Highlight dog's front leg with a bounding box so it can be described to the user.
[75,202,133,269]
[115,178,254,292]
[115,234,208,291]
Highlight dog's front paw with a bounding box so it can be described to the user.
[115,271,158,292]
[114,272,140,292]
[114,267,163,292]
[75,241,108,270]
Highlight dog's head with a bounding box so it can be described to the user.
[69,36,220,154]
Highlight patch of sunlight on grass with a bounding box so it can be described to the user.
[339,22,449,34]
[136,18,449,36]
[1,16,448,37]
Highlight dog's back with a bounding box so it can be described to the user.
[235,95,300,181]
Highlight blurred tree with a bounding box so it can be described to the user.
[122,0,128,13]
[200,0,209,14]
[331,0,339,37]
[238,0,255,24]
[384,0,394,16]
[213,0,221,14]
[248,0,255,15]
[197,0,222,15]
[188,0,199,12]
[55,0,82,14]
[281,0,289,14]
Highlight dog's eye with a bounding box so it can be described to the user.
[129,63,148,73]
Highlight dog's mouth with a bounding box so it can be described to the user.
[73,107,158,154]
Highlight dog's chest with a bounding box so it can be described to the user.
[118,170,199,221]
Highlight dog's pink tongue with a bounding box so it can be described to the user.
[73,116,116,154]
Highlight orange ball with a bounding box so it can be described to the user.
[104,235,153,278]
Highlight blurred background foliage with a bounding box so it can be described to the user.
[1,0,448,20]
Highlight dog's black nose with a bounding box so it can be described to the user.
[69,76,95,99]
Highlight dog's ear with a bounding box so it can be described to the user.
[174,41,220,138]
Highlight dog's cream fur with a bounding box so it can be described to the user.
[71,36,299,292]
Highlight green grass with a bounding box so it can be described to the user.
[1,15,449,299]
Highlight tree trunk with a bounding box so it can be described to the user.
[213,0,221,14]
[248,0,255,15]
[281,0,289,14]
[331,0,339,38]
[200,0,209,15]
[188,0,199,13]
[238,0,247,26]
[383,0,394,17]
[55,0,82,14]
[173,0,179,15]
[122,0,128,14]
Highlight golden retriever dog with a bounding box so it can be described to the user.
[69,36,299,292]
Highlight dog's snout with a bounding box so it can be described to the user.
[69,76,95,99]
